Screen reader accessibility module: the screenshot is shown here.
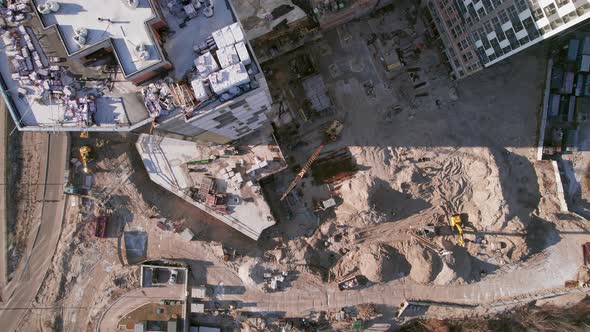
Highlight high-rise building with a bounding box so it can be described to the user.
[426,0,590,79]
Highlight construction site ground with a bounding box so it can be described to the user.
[7,2,590,332]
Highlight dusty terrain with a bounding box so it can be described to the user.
[9,2,590,331]
[260,1,556,290]
[7,131,46,279]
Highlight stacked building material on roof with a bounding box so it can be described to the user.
[194,51,220,78]
[234,41,250,65]
[142,82,176,117]
[216,45,240,68]
[208,62,250,95]
[190,78,209,102]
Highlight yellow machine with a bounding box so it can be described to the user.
[79,146,92,174]
[449,214,466,247]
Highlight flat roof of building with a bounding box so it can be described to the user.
[136,130,287,240]
[34,0,163,76]
[162,0,236,80]
[0,23,152,130]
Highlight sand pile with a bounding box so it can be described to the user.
[433,246,472,285]
[406,244,442,284]
[238,259,267,286]
[333,244,409,283]
[339,146,513,231]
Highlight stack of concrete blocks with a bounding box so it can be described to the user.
[208,62,250,95]
[220,165,243,189]
[194,51,219,78]
[246,156,269,177]
[190,77,209,101]
[216,45,239,68]
[208,22,251,95]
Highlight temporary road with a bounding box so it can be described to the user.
[0,132,68,332]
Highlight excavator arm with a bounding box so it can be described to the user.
[450,214,466,247]
[79,146,92,174]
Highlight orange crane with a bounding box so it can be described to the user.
[280,120,344,201]
[280,143,325,201]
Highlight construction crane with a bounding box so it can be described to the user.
[79,146,92,174]
[280,143,325,201]
[280,120,344,201]
[449,214,466,247]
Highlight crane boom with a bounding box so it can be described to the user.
[280,143,325,201]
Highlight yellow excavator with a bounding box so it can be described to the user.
[449,214,466,247]
[79,146,92,174]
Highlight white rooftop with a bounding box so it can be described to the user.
[36,0,162,75]
[136,133,287,240]
[160,0,235,79]
[0,29,149,129]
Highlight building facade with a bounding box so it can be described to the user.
[155,77,272,144]
[426,0,590,79]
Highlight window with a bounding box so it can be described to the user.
[484,20,494,34]
[543,3,557,17]
[498,9,509,24]
[577,4,590,16]
[518,35,530,44]
[556,0,570,8]
[463,51,474,62]
[457,38,470,51]
[508,6,524,32]
[549,17,564,29]
[562,10,578,23]
[515,0,528,12]
[477,7,487,19]
[492,17,506,40]
[482,0,494,13]
[533,7,545,20]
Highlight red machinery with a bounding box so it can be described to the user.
[94,216,109,238]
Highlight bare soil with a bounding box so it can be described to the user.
[7,132,46,280]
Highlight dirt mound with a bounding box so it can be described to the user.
[341,147,513,231]
[238,259,267,286]
[333,244,409,283]
[433,246,472,285]
[406,244,442,284]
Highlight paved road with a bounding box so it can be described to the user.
[0,133,68,332]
